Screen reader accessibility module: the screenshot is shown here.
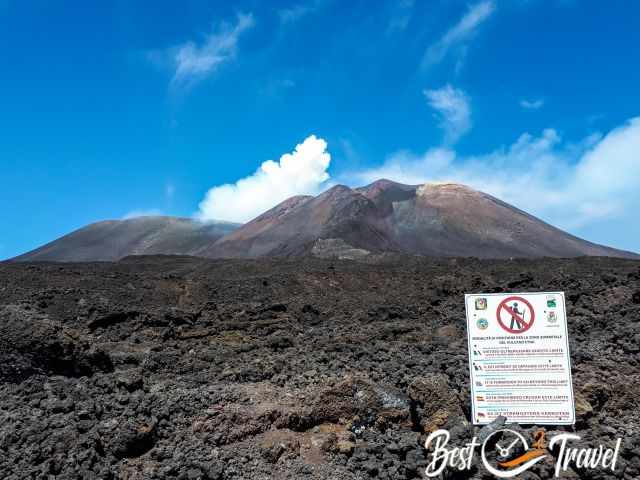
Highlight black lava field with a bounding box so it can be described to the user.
[1,255,639,479]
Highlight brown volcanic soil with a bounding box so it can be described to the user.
[14,217,240,262]
[204,182,638,260]
[0,255,639,479]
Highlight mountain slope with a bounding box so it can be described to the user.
[205,180,638,259]
[13,216,240,262]
[381,182,630,258]
[13,181,638,261]
[202,186,398,258]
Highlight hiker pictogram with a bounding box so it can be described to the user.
[496,296,535,334]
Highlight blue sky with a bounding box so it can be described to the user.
[1,0,639,259]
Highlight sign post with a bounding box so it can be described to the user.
[465,292,575,425]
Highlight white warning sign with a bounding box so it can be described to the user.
[465,292,575,425]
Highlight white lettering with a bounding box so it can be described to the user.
[424,430,622,478]
[550,433,622,477]
[424,430,480,477]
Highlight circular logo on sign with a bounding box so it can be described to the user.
[496,296,535,334]
[480,428,547,477]
[477,318,489,330]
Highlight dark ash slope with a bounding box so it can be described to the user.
[206,180,638,259]
[14,216,240,262]
[13,181,638,262]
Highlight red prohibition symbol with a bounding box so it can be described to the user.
[496,296,535,334]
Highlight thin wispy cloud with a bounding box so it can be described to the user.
[422,0,496,69]
[424,85,472,144]
[123,209,163,219]
[165,183,176,208]
[387,0,415,33]
[520,98,545,110]
[152,13,255,90]
[259,77,296,99]
[278,0,326,24]
[349,117,640,231]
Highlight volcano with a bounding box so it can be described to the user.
[13,216,239,262]
[13,181,638,261]
[204,180,637,259]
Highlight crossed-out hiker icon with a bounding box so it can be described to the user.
[509,302,524,330]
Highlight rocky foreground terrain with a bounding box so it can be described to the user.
[0,255,639,479]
